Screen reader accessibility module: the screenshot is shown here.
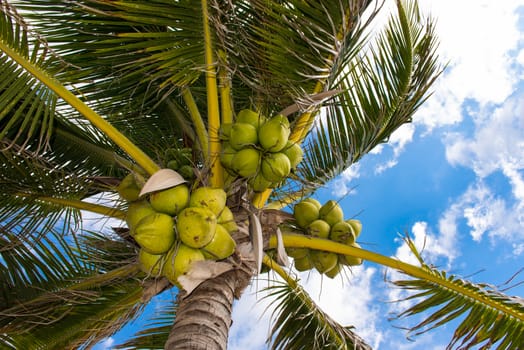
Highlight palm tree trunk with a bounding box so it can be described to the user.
[164,266,253,350]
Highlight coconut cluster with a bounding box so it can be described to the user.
[289,198,363,278]
[220,109,303,192]
[122,181,237,286]
[164,147,195,180]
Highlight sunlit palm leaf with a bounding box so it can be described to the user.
[265,281,371,350]
[297,0,441,192]
[0,2,63,152]
[390,237,524,350]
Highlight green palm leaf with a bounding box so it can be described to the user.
[265,281,371,350]
[392,270,524,349]
[390,238,524,349]
[297,0,441,192]
[0,2,63,152]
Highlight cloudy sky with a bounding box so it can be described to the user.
[229,1,524,349]
[93,1,524,349]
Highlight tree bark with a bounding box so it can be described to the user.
[164,265,253,350]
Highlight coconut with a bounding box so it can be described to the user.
[258,115,290,152]
[201,224,236,260]
[236,109,267,129]
[310,250,338,274]
[138,249,164,276]
[217,206,238,233]
[178,165,195,180]
[286,247,309,259]
[189,187,227,216]
[164,243,206,286]
[294,255,313,272]
[324,263,342,279]
[220,143,237,170]
[166,159,180,171]
[261,152,291,183]
[346,219,362,239]
[219,123,234,140]
[176,207,217,248]
[319,200,344,226]
[282,141,303,169]
[232,147,261,178]
[229,122,258,150]
[293,200,320,228]
[248,172,273,192]
[329,221,356,244]
[117,173,142,202]
[150,184,190,216]
[134,213,175,254]
[306,219,331,239]
[340,242,363,266]
[126,200,157,234]
[303,198,322,209]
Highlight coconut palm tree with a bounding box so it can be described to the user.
[0,0,522,349]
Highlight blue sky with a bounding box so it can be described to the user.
[94,1,524,349]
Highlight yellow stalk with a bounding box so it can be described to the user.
[0,41,160,176]
[26,194,127,220]
[201,0,223,188]
[181,87,209,159]
[253,8,357,208]
[269,234,524,322]
[262,254,297,287]
[218,50,233,125]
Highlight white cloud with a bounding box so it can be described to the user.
[375,124,415,174]
[95,337,115,350]
[331,164,361,198]
[415,0,523,130]
[229,266,383,349]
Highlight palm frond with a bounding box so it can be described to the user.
[391,269,524,350]
[213,0,375,114]
[297,0,441,192]
[0,2,65,153]
[115,300,177,349]
[0,229,144,349]
[265,281,371,350]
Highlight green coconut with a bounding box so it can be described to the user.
[261,152,291,183]
[229,123,258,150]
[303,198,322,209]
[329,221,356,244]
[248,172,273,192]
[306,219,331,239]
[150,184,190,216]
[319,200,344,226]
[340,242,363,266]
[282,141,304,169]
[176,207,217,248]
[126,200,157,234]
[324,263,342,279]
[310,250,338,274]
[189,187,227,216]
[236,109,267,129]
[201,224,236,260]
[164,243,206,286]
[166,159,180,171]
[134,213,175,254]
[220,143,237,170]
[218,206,238,233]
[232,147,261,178]
[286,247,309,259]
[219,123,234,140]
[258,115,290,152]
[293,200,320,228]
[346,219,362,239]
[138,249,164,276]
[117,173,142,202]
[294,255,313,272]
